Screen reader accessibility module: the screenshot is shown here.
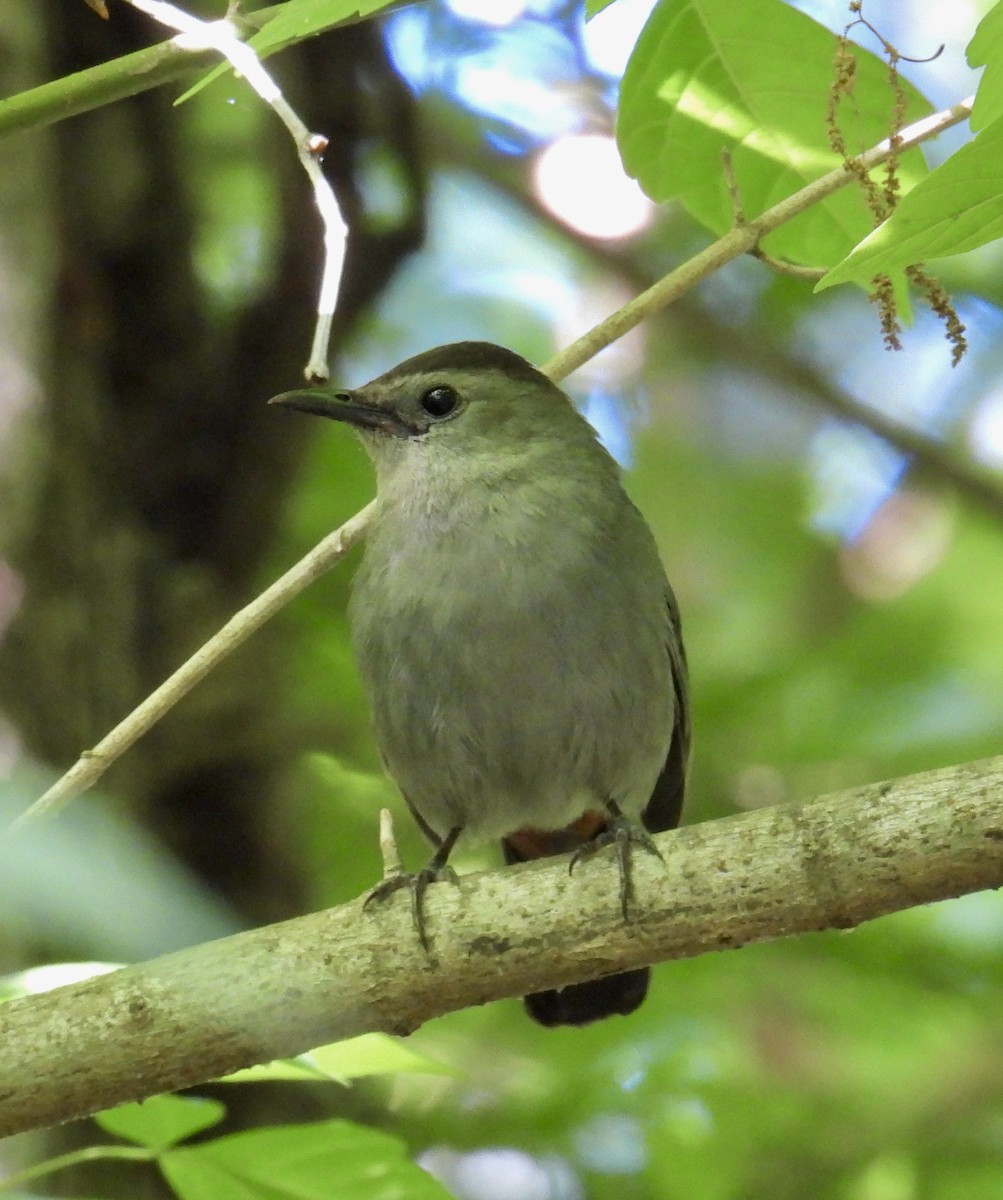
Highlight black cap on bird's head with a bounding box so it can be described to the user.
[268,341,566,441]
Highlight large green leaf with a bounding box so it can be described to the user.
[160,1120,450,1200]
[818,114,1001,290]
[617,0,932,266]
[221,1032,458,1083]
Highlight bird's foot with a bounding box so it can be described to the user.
[569,801,664,919]
[364,825,463,952]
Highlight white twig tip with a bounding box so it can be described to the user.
[378,808,403,882]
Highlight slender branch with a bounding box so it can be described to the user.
[750,248,829,280]
[542,96,974,380]
[2,753,1001,1136]
[0,26,219,139]
[723,145,826,281]
[8,502,375,831]
[8,92,976,835]
[427,105,1003,528]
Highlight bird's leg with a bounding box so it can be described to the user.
[569,800,664,919]
[364,824,463,952]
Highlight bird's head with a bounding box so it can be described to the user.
[269,342,599,487]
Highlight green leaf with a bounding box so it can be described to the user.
[160,1120,451,1200]
[240,0,393,61]
[218,1058,331,1084]
[968,0,1003,131]
[220,1033,458,1084]
[585,0,619,15]
[818,115,1002,290]
[617,0,932,266]
[95,1095,226,1149]
[174,0,394,106]
[307,1033,459,1080]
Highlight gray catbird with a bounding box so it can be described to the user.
[271,342,689,1025]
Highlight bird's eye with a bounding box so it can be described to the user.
[420,385,459,418]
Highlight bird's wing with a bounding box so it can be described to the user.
[642,588,690,835]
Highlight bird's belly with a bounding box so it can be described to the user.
[352,570,673,844]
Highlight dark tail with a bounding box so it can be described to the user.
[521,967,650,1027]
[501,820,651,1027]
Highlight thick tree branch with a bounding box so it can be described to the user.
[2,753,1001,1137]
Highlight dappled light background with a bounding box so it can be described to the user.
[0,0,1002,1197]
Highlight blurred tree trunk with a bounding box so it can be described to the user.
[0,1,425,925]
[0,6,57,571]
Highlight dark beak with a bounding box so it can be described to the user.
[268,389,417,438]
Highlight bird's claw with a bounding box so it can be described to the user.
[569,809,664,919]
[364,864,459,953]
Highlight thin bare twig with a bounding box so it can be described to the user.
[750,248,829,281]
[721,146,827,280]
[378,808,403,882]
[123,0,344,381]
[720,146,745,226]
